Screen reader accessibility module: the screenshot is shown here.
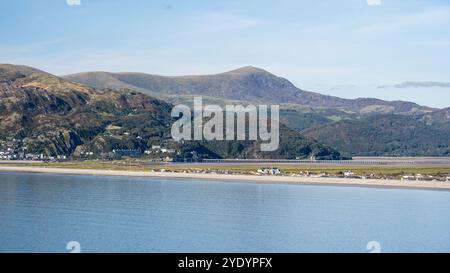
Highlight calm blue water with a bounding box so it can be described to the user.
[0,172,450,253]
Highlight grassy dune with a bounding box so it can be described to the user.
[3,160,449,176]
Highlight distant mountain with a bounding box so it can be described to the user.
[303,113,450,157]
[1,64,343,160]
[64,66,434,115]
[62,66,450,157]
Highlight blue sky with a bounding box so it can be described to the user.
[1,0,449,108]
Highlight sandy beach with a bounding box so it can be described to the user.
[1,165,450,191]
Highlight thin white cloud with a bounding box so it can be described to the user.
[360,6,450,33]
[366,0,381,6]
[378,81,450,89]
[66,0,81,6]
[191,12,262,34]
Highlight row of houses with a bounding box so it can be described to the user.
[144,145,177,155]
[0,151,66,161]
[252,168,450,182]
[401,174,450,182]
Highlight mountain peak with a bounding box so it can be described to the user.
[225,66,270,75]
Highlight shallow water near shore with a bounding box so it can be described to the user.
[1,171,449,252]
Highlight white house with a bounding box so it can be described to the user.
[344,171,355,177]
[257,167,281,175]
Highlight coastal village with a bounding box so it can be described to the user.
[0,138,53,161]
[1,138,450,183]
[0,138,179,162]
[1,139,449,183]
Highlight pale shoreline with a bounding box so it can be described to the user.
[1,166,450,191]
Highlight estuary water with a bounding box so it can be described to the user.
[0,171,449,253]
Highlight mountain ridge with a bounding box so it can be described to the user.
[63,66,435,114]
